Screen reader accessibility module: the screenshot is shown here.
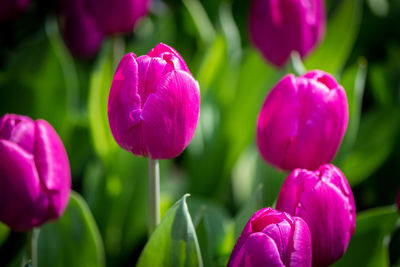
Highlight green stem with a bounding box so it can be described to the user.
[148,158,160,236]
[289,51,306,76]
[112,35,125,72]
[26,228,39,267]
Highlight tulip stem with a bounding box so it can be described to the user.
[112,35,125,72]
[290,51,306,76]
[26,228,39,267]
[148,158,160,236]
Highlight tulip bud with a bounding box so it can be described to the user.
[249,0,325,67]
[0,114,71,231]
[86,0,152,35]
[276,164,356,266]
[0,0,30,23]
[228,207,311,267]
[61,1,104,58]
[108,43,200,159]
[257,70,348,171]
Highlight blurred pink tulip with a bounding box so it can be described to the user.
[249,0,325,67]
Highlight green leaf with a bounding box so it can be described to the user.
[340,109,399,186]
[137,194,203,267]
[305,0,363,74]
[0,223,9,247]
[335,58,367,163]
[188,198,232,267]
[224,48,280,174]
[334,206,399,267]
[182,0,215,45]
[234,184,264,240]
[88,40,117,161]
[38,191,105,267]
[196,34,227,95]
[82,151,148,260]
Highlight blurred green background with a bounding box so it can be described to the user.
[0,0,399,266]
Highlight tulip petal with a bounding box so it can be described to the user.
[137,55,173,105]
[108,53,147,155]
[257,74,300,169]
[0,140,45,231]
[262,220,292,264]
[0,114,35,154]
[243,232,285,267]
[141,70,200,159]
[147,43,190,72]
[289,217,312,267]
[284,75,348,170]
[34,120,71,220]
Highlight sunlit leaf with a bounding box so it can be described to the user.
[305,0,363,74]
[137,194,203,267]
[38,191,105,267]
[340,110,399,186]
[334,206,399,266]
[88,40,117,161]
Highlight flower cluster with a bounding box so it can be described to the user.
[231,69,355,266]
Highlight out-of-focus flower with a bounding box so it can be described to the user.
[86,0,152,35]
[0,0,31,23]
[0,114,71,231]
[228,207,312,267]
[249,0,325,67]
[108,43,200,159]
[59,0,151,57]
[257,70,348,171]
[61,1,104,58]
[276,164,356,266]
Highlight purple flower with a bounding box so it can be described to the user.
[276,164,356,266]
[249,0,325,67]
[257,70,348,171]
[61,0,104,58]
[228,207,312,267]
[86,0,152,35]
[0,0,30,23]
[59,0,151,57]
[0,114,71,231]
[108,43,200,159]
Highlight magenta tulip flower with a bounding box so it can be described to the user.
[86,0,152,35]
[257,70,348,171]
[276,164,356,266]
[0,0,30,23]
[249,0,325,67]
[228,207,312,267]
[0,114,71,231]
[108,43,200,159]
